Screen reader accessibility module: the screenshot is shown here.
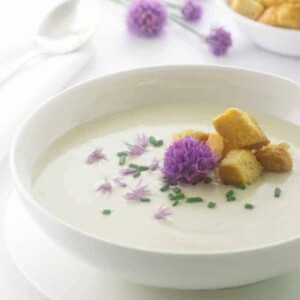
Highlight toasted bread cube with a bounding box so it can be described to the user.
[231,0,265,20]
[255,143,292,172]
[173,129,208,142]
[212,108,269,150]
[222,139,238,157]
[219,149,263,184]
[262,0,300,7]
[259,3,300,29]
[207,132,224,157]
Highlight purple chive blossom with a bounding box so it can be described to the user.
[86,149,106,165]
[136,133,148,148]
[162,136,219,185]
[125,181,150,201]
[204,27,232,56]
[120,167,137,176]
[126,143,147,156]
[149,158,160,171]
[126,0,168,38]
[181,0,203,23]
[96,180,112,194]
[114,177,127,188]
[153,205,172,220]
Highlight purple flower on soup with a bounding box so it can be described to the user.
[126,143,147,156]
[96,180,112,194]
[86,149,106,165]
[149,158,160,171]
[114,177,127,188]
[127,0,168,38]
[205,27,232,56]
[120,167,137,176]
[125,181,150,201]
[162,136,219,185]
[136,133,148,148]
[153,205,172,220]
[181,0,203,23]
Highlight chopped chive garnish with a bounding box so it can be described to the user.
[119,155,126,165]
[274,187,281,198]
[102,209,112,215]
[235,183,246,190]
[133,171,141,178]
[172,200,180,207]
[172,187,181,194]
[204,177,212,184]
[172,193,185,201]
[140,198,151,202]
[149,136,157,146]
[208,202,216,209]
[139,166,149,172]
[155,140,163,147]
[186,197,204,203]
[168,193,175,200]
[117,151,127,157]
[227,196,236,202]
[244,203,254,209]
[226,190,234,198]
[129,163,139,169]
[160,184,170,192]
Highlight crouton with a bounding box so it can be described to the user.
[231,0,265,20]
[219,149,263,184]
[255,143,292,172]
[207,132,224,157]
[261,0,300,7]
[173,129,208,142]
[212,108,269,150]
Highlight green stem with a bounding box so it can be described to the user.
[165,2,181,9]
[110,0,127,6]
[170,14,199,36]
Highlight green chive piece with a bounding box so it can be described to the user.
[235,183,246,190]
[172,193,185,201]
[186,197,204,203]
[149,136,157,146]
[139,166,149,172]
[168,193,175,200]
[117,151,127,157]
[204,177,213,184]
[129,163,139,169]
[208,202,216,209]
[160,184,170,192]
[119,155,126,166]
[275,187,281,198]
[102,209,112,215]
[172,187,181,194]
[226,190,234,198]
[227,196,236,202]
[245,203,254,209]
[133,171,141,178]
[140,198,151,202]
[172,200,180,207]
[155,140,164,147]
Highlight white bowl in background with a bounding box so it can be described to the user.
[10,66,300,290]
[216,0,300,57]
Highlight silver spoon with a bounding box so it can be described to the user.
[1,0,99,85]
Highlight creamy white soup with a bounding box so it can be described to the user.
[32,103,300,253]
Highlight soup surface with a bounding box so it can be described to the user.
[32,103,300,253]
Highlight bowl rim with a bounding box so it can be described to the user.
[10,64,300,257]
[217,0,300,34]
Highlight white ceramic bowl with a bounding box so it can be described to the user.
[10,66,300,290]
[216,0,300,57]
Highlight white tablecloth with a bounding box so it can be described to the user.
[0,0,300,299]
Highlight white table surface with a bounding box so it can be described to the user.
[0,0,300,299]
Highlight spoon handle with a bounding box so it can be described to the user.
[0,50,41,86]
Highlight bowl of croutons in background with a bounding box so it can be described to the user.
[217,0,300,57]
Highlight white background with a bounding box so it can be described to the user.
[0,0,300,298]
